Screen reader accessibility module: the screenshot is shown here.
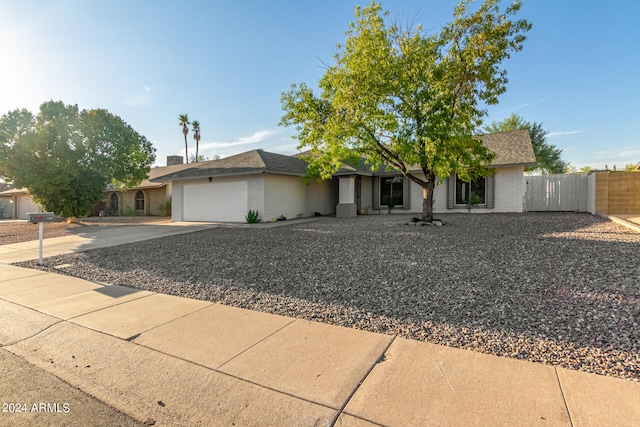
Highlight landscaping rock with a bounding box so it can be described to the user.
[18,212,640,381]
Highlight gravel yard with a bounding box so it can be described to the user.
[18,213,640,381]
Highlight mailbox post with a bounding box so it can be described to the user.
[27,213,56,265]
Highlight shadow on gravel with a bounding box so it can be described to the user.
[18,212,640,380]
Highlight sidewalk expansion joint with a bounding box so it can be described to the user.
[215,317,298,369]
[554,367,575,427]
[133,340,339,413]
[328,335,397,427]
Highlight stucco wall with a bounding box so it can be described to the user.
[263,174,336,220]
[147,187,170,216]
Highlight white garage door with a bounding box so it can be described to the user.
[183,180,248,222]
[18,195,42,219]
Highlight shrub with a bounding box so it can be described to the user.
[467,193,482,213]
[123,205,136,216]
[246,210,261,223]
[157,198,172,216]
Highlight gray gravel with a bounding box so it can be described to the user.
[18,213,640,381]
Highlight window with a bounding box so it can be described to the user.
[381,177,404,207]
[135,191,145,211]
[109,193,119,212]
[455,176,486,205]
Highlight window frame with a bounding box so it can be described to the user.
[109,193,119,212]
[379,176,405,208]
[454,175,487,207]
[135,191,145,211]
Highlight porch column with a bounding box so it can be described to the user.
[336,175,357,218]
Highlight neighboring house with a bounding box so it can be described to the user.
[0,156,190,219]
[0,186,43,219]
[104,156,192,216]
[151,150,337,222]
[153,129,536,222]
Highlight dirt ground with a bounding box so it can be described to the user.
[0,216,170,245]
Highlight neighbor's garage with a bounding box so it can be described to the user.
[17,194,43,219]
[182,180,248,222]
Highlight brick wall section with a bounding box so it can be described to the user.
[408,166,525,213]
[607,172,640,214]
[595,171,640,214]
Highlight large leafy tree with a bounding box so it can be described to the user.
[0,101,155,218]
[281,0,530,221]
[179,113,190,163]
[483,113,567,173]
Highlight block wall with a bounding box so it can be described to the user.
[605,172,640,214]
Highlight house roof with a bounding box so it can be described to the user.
[0,187,27,196]
[332,129,536,175]
[133,162,195,189]
[477,129,536,167]
[151,149,309,182]
[152,131,536,183]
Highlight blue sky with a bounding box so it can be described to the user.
[1,0,638,170]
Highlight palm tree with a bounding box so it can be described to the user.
[192,120,201,162]
[179,114,190,163]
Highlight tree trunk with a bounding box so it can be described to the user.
[183,134,189,163]
[421,171,436,222]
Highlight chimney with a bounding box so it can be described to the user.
[167,155,184,166]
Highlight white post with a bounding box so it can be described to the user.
[38,221,44,266]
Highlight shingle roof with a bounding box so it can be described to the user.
[477,129,536,167]
[332,130,536,175]
[151,149,309,182]
[131,162,195,189]
[0,187,27,196]
[153,131,535,182]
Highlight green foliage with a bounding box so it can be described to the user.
[189,154,210,163]
[387,195,396,213]
[466,192,482,212]
[245,209,261,223]
[123,205,136,216]
[483,113,567,174]
[157,197,172,216]
[0,101,156,218]
[564,164,593,174]
[280,1,530,221]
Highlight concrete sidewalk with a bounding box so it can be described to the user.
[608,214,640,233]
[1,222,639,425]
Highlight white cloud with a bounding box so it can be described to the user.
[197,129,281,151]
[125,86,154,107]
[547,130,583,138]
